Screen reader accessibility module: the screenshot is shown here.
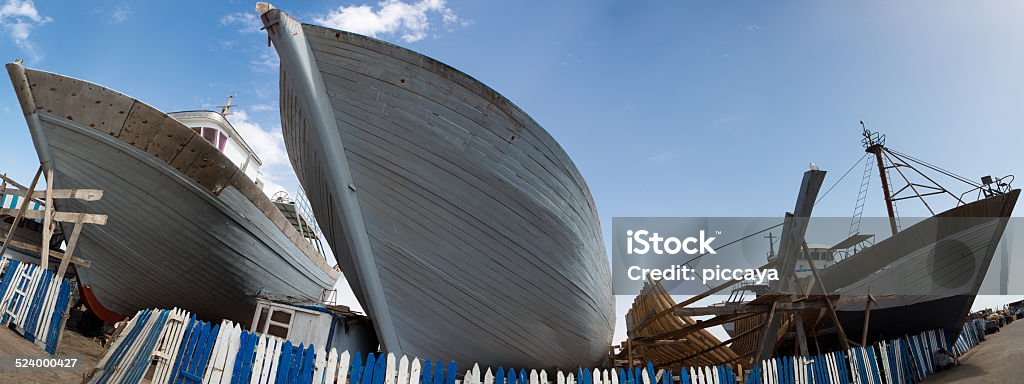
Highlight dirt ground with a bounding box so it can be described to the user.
[0,326,104,383]
[925,319,1024,383]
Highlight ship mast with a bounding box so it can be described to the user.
[861,121,899,236]
[217,95,237,116]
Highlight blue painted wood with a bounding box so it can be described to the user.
[168,315,198,384]
[646,363,656,384]
[514,367,523,384]
[276,341,295,383]
[22,269,52,341]
[664,368,674,384]
[373,350,388,384]
[125,310,171,384]
[507,368,518,384]
[0,260,20,304]
[582,369,591,384]
[44,278,70,354]
[432,360,445,384]
[351,352,365,384]
[494,366,504,384]
[183,322,220,383]
[361,353,378,384]
[230,331,255,384]
[93,309,152,384]
[420,359,432,384]
[618,367,627,384]
[627,366,636,384]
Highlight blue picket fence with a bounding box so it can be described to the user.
[0,256,74,354]
[88,307,990,384]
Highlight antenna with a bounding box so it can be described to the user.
[217,95,237,116]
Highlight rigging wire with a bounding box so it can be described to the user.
[814,152,869,206]
[886,148,982,188]
[679,222,784,267]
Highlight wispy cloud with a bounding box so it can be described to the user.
[648,152,678,165]
[224,109,291,196]
[314,0,464,43]
[221,12,262,34]
[250,103,275,112]
[0,0,52,62]
[250,50,279,72]
[110,3,130,24]
[746,24,762,31]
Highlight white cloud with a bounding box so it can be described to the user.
[250,50,279,72]
[221,12,262,33]
[224,109,294,197]
[0,0,51,62]
[314,0,463,43]
[250,103,275,112]
[110,4,131,24]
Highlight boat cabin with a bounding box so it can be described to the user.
[168,110,264,189]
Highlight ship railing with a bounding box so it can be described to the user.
[958,174,1014,206]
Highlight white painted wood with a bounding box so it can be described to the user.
[484,368,494,384]
[473,364,482,384]
[531,370,539,384]
[385,353,397,384]
[556,371,565,384]
[337,350,352,384]
[540,370,548,384]
[397,355,410,384]
[407,358,419,384]
[250,335,269,384]
[567,373,574,384]
[609,369,617,384]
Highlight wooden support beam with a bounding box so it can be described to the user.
[637,313,759,343]
[4,188,104,201]
[801,242,851,350]
[41,168,54,269]
[862,291,875,347]
[54,216,84,278]
[754,302,782,363]
[0,166,42,261]
[794,312,809,357]
[674,301,826,317]
[663,319,767,367]
[4,239,91,268]
[0,208,108,225]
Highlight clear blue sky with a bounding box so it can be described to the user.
[0,1,1021,342]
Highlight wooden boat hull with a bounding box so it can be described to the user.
[6,65,339,324]
[260,7,614,369]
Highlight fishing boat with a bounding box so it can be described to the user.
[5,63,340,324]
[729,126,1018,358]
[256,3,614,369]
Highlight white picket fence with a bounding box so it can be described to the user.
[89,307,993,384]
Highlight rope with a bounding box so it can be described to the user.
[815,152,869,206]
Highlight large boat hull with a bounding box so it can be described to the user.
[7,65,340,324]
[261,7,614,369]
[823,190,1019,345]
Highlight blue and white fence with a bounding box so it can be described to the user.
[0,256,74,354]
[89,308,992,384]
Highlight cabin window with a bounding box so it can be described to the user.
[192,127,229,153]
[251,304,294,340]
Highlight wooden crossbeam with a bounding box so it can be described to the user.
[4,239,91,268]
[4,188,104,201]
[0,167,42,260]
[635,313,758,343]
[0,208,107,225]
[674,301,827,317]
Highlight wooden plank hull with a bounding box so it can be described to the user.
[261,8,614,369]
[7,65,339,324]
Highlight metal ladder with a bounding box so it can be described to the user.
[849,157,872,236]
